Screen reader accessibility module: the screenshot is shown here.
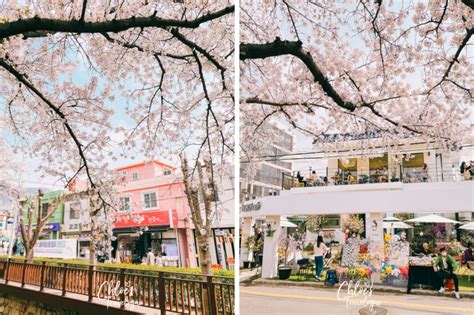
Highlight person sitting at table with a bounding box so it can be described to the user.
[309,171,320,186]
[296,171,306,186]
[417,242,434,257]
[434,247,460,299]
[347,172,357,184]
[379,167,388,182]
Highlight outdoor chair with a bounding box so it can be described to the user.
[444,278,455,291]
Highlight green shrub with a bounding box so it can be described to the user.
[0,255,234,278]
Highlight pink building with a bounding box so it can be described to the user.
[112,161,196,267]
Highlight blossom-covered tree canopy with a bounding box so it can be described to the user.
[0,1,234,200]
[240,0,472,156]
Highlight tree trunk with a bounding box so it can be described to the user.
[196,235,212,275]
[89,219,97,265]
[25,248,34,262]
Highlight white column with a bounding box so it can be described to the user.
[366,212,384,284]
[240,217,254,267]
[261,215,282,278]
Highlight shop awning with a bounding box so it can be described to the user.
[241,181,473,217]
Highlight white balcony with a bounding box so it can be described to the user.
[240,180,474,217]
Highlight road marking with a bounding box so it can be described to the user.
[240,289,474,313]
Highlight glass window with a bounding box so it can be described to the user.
[70,202,80,219]
[119,196,131,212]
[338,158,358,171]
[163,168,172,175]
[41,203,49,219]
[402,153,424,168]
[369,154,388,170]
[132,172,139,180]
[143,192,158,209]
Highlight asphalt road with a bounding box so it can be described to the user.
[240,285,474,315]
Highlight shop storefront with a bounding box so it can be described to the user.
[112,209,183,266]
[241,179,473,283]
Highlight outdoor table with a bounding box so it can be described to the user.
[407,264,437,293]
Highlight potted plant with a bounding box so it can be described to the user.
[277,230,294,280]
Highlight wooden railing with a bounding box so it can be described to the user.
[0,259,234,315]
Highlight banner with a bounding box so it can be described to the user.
[33,239,78,259]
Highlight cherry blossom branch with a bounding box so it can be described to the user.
[100,32,192,60]
[427,27,473,94]
[169,28,227,90]
[240,38,357,112]
[0,58,96,188]
[80,0,88,22]
[246,97,329,110]
[0,5,234,40]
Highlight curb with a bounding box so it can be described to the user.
[246,278,474,299]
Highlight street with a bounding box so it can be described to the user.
[240,285,474,315]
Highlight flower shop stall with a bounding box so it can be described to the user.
[240,180,473,281]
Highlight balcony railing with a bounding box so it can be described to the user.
[284,163,473,190]
[0,258,234,315]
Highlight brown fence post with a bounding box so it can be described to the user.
[206,275,217,315]
[21,259,27,287]
[119,268,125,309]
[5,258,11,284]
[158,272,166,315]
[39,261,46,291]
[61,263,68,296]
[88,265,94,302]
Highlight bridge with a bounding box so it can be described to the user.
[0,258,234,314]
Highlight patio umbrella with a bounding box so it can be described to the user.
[406,214,459,224]
[383,216,401,222]
[459,222,474,231]
[383,221,413,229]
